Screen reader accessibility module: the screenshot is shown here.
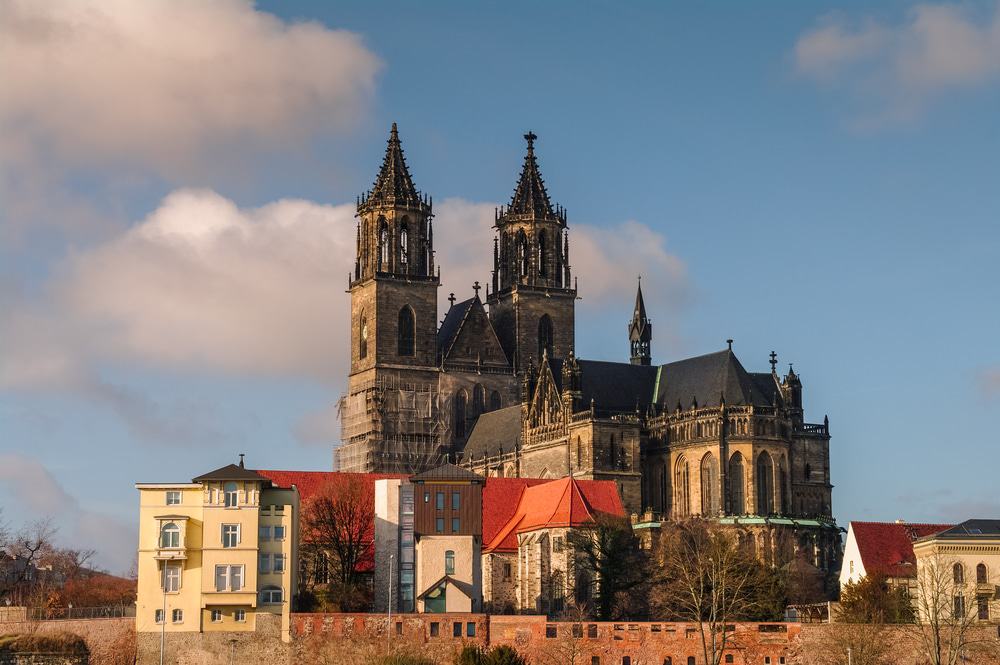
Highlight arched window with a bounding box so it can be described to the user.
[756,452,774,515]
[675,457,690,518]
[659,465,668,512]
[538,314,554,361]
[729,453,745,514]
[454,391,467,439]
[518,231,529,277]
[778,458,788,514]
[977,563,988,584]
[260,585,282,604]
[489,391,502,412]
[472,384,485,416]
[609,434,617,466]
[537,231,546,276]
[445,550,455,575]
[397,306,415,356]
[160,522,180,549]
[379,221,389,269]
[399,224,409,266]
[576,437,583,465]
[700,453,720,515]
[359,313,368,360]
[224,481,238,508]
[954,563,965,584]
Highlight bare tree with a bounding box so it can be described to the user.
[805,623,895,665]
[650,520,785,665]
[907,549,1000,665]
[300,475,375,610]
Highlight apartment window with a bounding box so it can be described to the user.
[154,609,164,624]
[503,562,512,579]
[453,622,462,637]
[211,609,223,623]
[587,624,598,638]
[215,564,244,592]
[273,554,285,573]
[160,522,180,549]
[452,517,460,533]
[273,525,286,540]
[235,609,246,623]
[224,481,238,507]
[165,491,181,505]
[978,596,990,621]
[954,595,966,618]
[259,526,271,541]
[435,517,444,533]
[977,563,988,584]
[259,553,271,573]
[452,491,460,510]
[436,492,445,510]
[260,586,283,604]
[445,550,455,575]
[161,565,180,592]
[222,524,239,548]
[954,563,965,584]
[430,622,439,637]
[467,622,476,637]
[171,609,183,624]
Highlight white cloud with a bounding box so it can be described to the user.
[0,0,381,176]
[793,3,1000,123]
[0,453,134,573]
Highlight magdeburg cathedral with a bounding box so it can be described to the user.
[336,125,841,573]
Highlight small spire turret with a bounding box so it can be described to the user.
[628,277,652,366]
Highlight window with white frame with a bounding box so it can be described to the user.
[260,586,282,604]
[154,609,164,624]
[165,491,181,505]
[171,609,183,623]
[224,481,238,507]
[273,525,285,540]
[259,553,270,573]
[235,609,246,622]
[211,609,223,623]
[214,564,244,592]
[222,524,239,548]
[161,564,180,592]
[273,554,285,573]
[160,522,180,549]
[259,526,271,541]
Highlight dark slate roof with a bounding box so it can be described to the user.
[437,297,475,353]
[192,463,269,483]
[506,132,558,220]
[410,463,483,483]
[654,349,775,410]
[926,519,1000,539]
[749,372,783,407]
[576,360,659,413]
[361,123,424,211]
[462,405,522,461]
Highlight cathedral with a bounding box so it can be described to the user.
[336,124,840,574]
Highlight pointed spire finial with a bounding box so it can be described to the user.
[524,131,537,151]
[769,350,778,373]
[727,339,734,351]
[238,453,245,468]
[473,281,481,298]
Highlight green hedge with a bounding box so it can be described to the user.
[0,632,89,655]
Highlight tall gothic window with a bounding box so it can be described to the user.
[675,456,690,518]
[729,453,745,514]
[537,231,546,276]
[700,453,720,516]
[489,391,502,412]
[379,222,389,270]
[359,313,368,360]
[397,306,415,356]
[977,563,988,584]
[454,391,467,440]
[472,384,485,416]
[756,451,775,515]
[538,314,554,361]
[518,231,529,278]
[399,224,409,266]
[954,563,965,584]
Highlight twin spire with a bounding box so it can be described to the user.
[359,122,429,213]
[629,279,652,366]
[502,131,566,223]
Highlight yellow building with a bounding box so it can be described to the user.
[913,519,1000,625]
[135,458,299,641]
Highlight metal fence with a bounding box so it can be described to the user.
[26,605,135,621]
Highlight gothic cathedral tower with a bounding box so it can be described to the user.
[488,132,576,371]
[337,124,446,473]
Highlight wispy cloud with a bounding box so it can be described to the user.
[978,366,1000,399]
[793,3,1000,125]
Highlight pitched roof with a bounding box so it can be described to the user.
[410,464,483,483]
[483,477,625,553]
[850,521,953,579]
[192,463,269,483]
[922,519,1000,540]
[576,359,659,413]
[437,297,475,353]
[437,295,508,366]
[505,132,559,221]
[462,405,522,461]
[361,123,424,211]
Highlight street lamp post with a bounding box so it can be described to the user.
[387,554,394,654]
[159,563,167,665]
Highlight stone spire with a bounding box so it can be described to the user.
[505,132,562,222]
[360,123,427,212]
[629,278,652,366]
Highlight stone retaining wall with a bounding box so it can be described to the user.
[0,619,132,665]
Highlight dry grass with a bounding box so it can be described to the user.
[0,631,89,654]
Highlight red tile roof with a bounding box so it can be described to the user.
[850,521,952,579]
[483,477,625,553]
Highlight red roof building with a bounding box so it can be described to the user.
[840,520,952,588]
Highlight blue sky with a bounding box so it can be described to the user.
[2,1,999,573]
